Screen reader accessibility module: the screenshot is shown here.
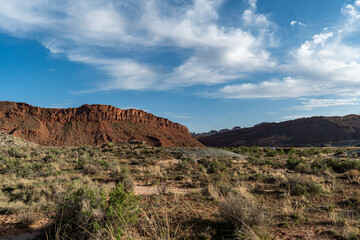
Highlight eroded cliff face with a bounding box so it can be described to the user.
[0,101,203,147]
[198,115,360,147]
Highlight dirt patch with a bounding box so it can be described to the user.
[273,225,330,240]
[157,158,179,166]
[164,147,244,161]
[0,232,41,240]
[134,184,200,195]
[0,214,51,240]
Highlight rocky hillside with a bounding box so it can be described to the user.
[0,101,203,147]
[198,115,360,147]
[191,126,241,139]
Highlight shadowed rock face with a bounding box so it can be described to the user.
[198,115,360,147]
[0,101,203,147]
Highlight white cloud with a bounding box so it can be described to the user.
[290,20,305,27]
[248,0,257,9]
[0,0,276,91]
[68,54,160,91]
[291,98,360,111]
[217,77,313,99]
[312,32,334,44]
[4,0,360,106]
[215,1,360,100]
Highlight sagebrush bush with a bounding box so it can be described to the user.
[325,158,360,173]
[51,183,140,240]
[284,175,323,196]
[110,167,134,191]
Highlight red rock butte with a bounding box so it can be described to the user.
[0,101,203,147]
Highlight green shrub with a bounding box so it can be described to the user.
[106,184,141,237]
[286,157,305,170]
[52,184,140,240]
[285,176,323,196]
[325,159,360,173]
[8,147,25,158]
[208,160,227,174]
[111,168,134,191]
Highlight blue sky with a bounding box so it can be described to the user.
[1,0,360,132]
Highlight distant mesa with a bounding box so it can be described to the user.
[0,101,203,147]
[192,126,241,139]
[198,115,360,147]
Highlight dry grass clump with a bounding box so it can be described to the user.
[110,167,134,191]
[83,162,101,175]
[219,194,268,228]
[219,183,270,239]
[328,210,360,240]
[17,211,37,228]
[139,207,190,240]
[346,169,360,183]
[201,183,221,200]
[282,195,306,220]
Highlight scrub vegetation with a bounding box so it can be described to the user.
[0,136,360,239]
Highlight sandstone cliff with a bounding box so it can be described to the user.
[198,115,360,147]
[0,101,203,147]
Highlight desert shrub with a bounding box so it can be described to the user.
[140,207,190,240]
[43,154,56,162]
[8,147,25,158]
[216,182,235,197]
[52,183,140,240]
[208,159,227,174]
[219,194,268,227]
[179,157,195,171]
[106,184,141,237]
[0,157,22,174]
[201,183,221,200]
[264,148,277,157]
[82,162,100,175]
[17,211,37,228]
[219,193,270,239]
[325,158,360,173]
[284,176,323,196]
[286,157,305,170]
[299,148,322,157]
[310,160,330,174]
[49,148,66,156]
[346,169,360,183]
[294,163,312,173]
[101,142,115,151]
[110,168,134,191]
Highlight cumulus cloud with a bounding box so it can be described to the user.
[3,0,360,109]
[0,0,276,91]
[215,1,360,101]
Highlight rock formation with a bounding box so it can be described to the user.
[198,115,360,147]
[0,101,203,147]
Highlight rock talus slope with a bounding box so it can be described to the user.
[0,101,203,147]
